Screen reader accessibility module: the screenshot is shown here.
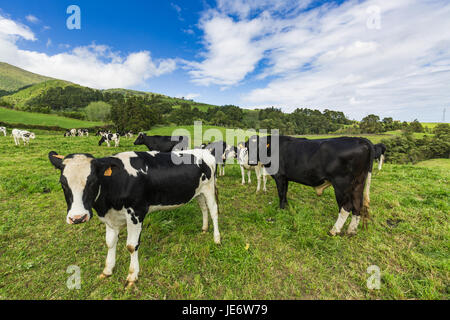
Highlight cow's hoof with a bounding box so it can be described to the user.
[98,272,111,279]
[202,229,208,234]
[214,235,221,245]
[125,281,136,290]
[328,229,338,236]
[347,230,357,237]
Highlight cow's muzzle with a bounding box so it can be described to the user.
[68,214,89,225]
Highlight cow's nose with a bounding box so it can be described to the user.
[69,214,88,224]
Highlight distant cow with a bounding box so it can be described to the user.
[99,133,120,147]
[0,126,6,136]
[204,141,237,177]
[246,135,374,236]
[12,129,35,146]
[237,142,268,192]
[70,129,77,137]
[373,143,387,170]
[48,149,220,287]
[64,130,71,137]
[133,133,188,152]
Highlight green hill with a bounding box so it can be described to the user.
[0,62,53,93]
[0,107,102,129]
[1,79,75,109]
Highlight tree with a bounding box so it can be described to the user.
[360,114,383,133]
[84,101,111,121]
[110,97,160,132]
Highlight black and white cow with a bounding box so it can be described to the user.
[237,142,268,192]
[99,133,120,147]
[48,149,220,287]
[70,129,77,137]
[204,141,237,177]
[0,126,6,136]
[64,130,71,137]
[12,129,35,145]
[373,143,387,170]
[133,133,189,152]
[246,135,374,236]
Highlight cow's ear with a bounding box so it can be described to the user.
[93,158,119,177]
[49,151,64,169]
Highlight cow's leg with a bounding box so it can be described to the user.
[247,170,251,184]
[329,182,352,236]
[347,180,365,235]
[100,224,119,278]
[125,212,142,288]
[240,166,246,185]
[197,194,209,233]
[204,186,220,244]
[274,175,288,209]
[255,166,261,193]
[262,171,267,192]
[378,155,384,170]
[222,165,225,176]
[106,140,110,147]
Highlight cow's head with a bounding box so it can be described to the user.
[48,151,116,225]
[133,133,146,146]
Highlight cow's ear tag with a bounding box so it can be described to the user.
[104,167,112,177]
[52,155,65,159]
[238,143,244,148]
[267,144,270,148]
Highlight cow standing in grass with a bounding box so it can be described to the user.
[237,142,268,192]
[247,135,374,236]
[99,133,120,147]
[0,127,6,136]
[48,149,220,287]
[133,133,189,152]
[204,141,237,177]
[12,129,35,146]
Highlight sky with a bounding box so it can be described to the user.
[0,0,449,122]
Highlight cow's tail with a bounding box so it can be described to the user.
[361,140,374,229]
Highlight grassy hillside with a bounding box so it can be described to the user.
[0,132,448,299]
[0,62,52,92]
[1,79,74,109]
[0,107,103,129]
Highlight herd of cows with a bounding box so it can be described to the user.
[1,125,387,287]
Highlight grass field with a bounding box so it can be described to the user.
[0,107,103,129]
[0,131,448,300]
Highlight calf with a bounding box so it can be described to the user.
[99,133,120,147]
[237,143,268,192]
[133,133,188,152]
[373,143,386,170]
[0,126,6,136]
[48,149,220,287]
[12,129,35,145]
[204,141,237,176]
[247,135,373,236]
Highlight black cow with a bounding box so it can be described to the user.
[373,143,387,170]
[133,133,188,152]
[48,149,220,288]
[246,135,374,236]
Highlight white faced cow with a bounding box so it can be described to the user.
[12,129,35,146]
[0,127,6,136]
[48,149,220,288]
[237,142,268,192]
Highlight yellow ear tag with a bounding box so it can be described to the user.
[267,144,270,148]
[104,167,112,177]
[239,143,244,148]
[52,155,65,159]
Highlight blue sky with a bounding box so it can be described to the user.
[0,0,449,121]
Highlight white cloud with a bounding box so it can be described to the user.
[185,93,201,100]
[189,0,450,120]
[0,14,176,89]
[25,14,39,24]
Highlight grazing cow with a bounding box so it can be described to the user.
[70,129,77,137]
[99,133,120,147]
[64,130,71,137]
[246,135,374,236]
[133,133,189,152]
[12,129,36,146]
[373,143,387,170]
[204,141,237,176]
[237,143,268,192]
[48,149,220,287]
[0,126,6,136]
[82,129,89,137]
